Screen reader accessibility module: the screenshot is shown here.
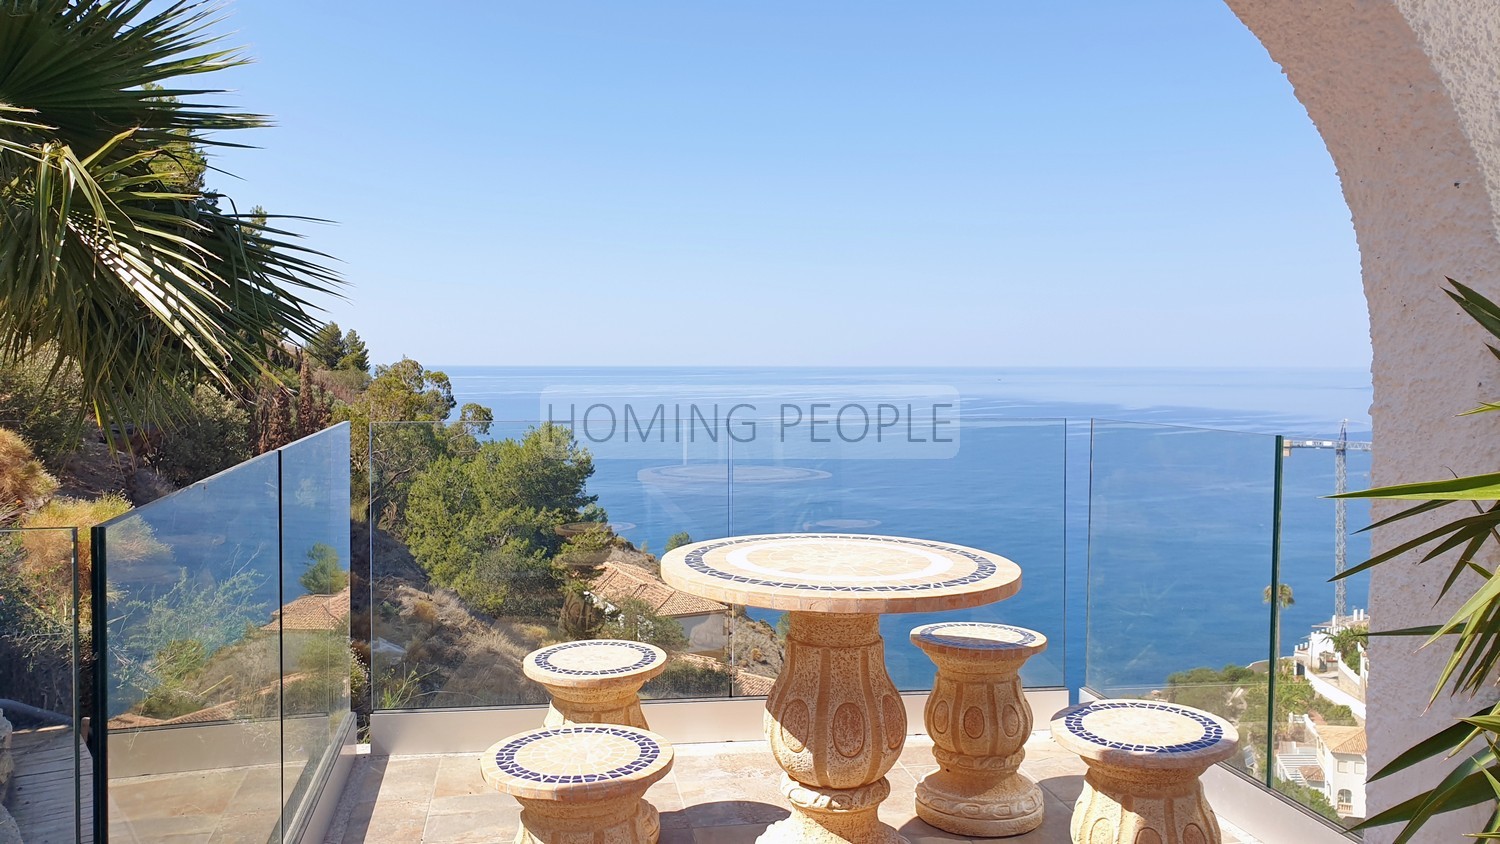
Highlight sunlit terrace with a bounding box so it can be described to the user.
[1,416,1369,843]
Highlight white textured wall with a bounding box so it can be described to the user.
[1223,2,1500,840]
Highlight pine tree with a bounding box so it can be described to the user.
[305,322,345,369]
[338,329,370,374]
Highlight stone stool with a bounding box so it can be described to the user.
[1049,700,1239,844]
[910,621,1048,836]
[524,640,667,729]
[480,724,674,844]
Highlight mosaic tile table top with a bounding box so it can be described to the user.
[480,725,674,802]
[524,640,667,689]
[661,533,1021,613]
[910,621,1048,658]
[1049,701,1239,770]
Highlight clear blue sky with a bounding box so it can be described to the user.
[207,1,1369,369]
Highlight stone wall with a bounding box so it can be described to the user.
[1222,2,1500,840]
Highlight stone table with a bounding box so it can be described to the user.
[1050,700,1239,844]
[662,533,1021,844]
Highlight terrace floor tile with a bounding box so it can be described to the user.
[323,733,1264,843]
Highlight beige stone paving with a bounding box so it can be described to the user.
[324,734,1260,843]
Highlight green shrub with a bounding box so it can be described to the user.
[599,596,688,651]
[151,384,251,485]
[0,350,86,466]
[1274,776,1343,823]
[452,545,564,619]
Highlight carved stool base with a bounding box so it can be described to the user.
[755,775,907,844]
[1049,701,1239,844]
[915,767,1044,837]
[514,794,659,844]
[1070,764,1222,844]
[542,693,649,730]
[909,622,1048,837]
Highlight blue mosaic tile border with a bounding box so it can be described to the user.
[1062,701,1224,754]
[494,725,661,784]
[533,640,661,677]
[912,622,1039,649]
[684,534,997,593]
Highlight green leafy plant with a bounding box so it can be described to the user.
[1330,624,1368,673]
[0,0,342,435]
[1332,280,1500,840]
[376,667,428,711]
[598,596,688,652]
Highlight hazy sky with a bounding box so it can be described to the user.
[208,2,1370,370]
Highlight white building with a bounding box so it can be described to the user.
[1305,717,1368,819]
[1285,610,1370,820]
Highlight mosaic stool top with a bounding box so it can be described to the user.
[1049,700,1239,770]
[661,533,1021,614]
[524,640,668,689]
[480,725,674,801]
[909,622,1047,658]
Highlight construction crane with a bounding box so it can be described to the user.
[1284,420,1373,621]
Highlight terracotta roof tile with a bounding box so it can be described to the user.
[734,672,776,696]
[264,587,350,632]
[163,701,237,725]
[593,563,725,617]
[1315,724,1367,755]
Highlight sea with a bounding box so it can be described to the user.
[441,366,1374,696]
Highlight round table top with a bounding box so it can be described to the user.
[1049,700,1239,770]
[524,640,667,689]
[910,622,1047,657]
[660,533,1021,614]
[480,725,674,801]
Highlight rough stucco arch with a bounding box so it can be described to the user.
[1222,1,1500,840]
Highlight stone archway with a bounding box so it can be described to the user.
[1222,2,1500,840]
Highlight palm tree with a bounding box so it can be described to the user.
[0,0,341,434]
[1263,583,1295,672]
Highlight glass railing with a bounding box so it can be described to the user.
[368,416,1069,712]
[1086,419,1280,782]
[1275,438,1371,831]
[279,426,353,837]
[0,526,86,842]
[1086,419,1364,831]
[95,423,351,844]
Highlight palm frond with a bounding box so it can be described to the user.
[0,0,343,434]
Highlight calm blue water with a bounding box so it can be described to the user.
[446,366,1373,697]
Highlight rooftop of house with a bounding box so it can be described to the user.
[264,587,351,632]
[592,561,727,618]
[1314,724,1368,756]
